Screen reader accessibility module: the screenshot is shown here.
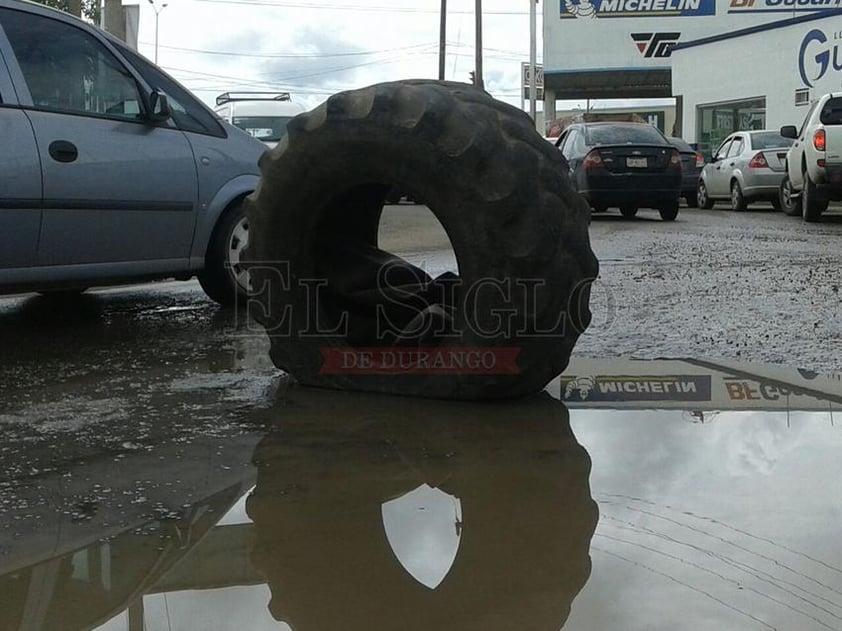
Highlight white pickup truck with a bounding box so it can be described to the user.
[779,92,842,221]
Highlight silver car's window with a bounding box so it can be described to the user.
[1,9,142,121]
[750,132,793,149]
[113,41,226,138]
[726,137,743,158]
[714,138,732,159]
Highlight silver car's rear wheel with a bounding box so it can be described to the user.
[697,180,714,210]
[730,181,747,211]
[198,201,253,306]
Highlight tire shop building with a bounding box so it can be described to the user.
[542,0,842,150]
[670,10,842,155]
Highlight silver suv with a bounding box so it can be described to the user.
[0,0,267,304]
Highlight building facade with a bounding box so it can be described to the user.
[671,10,842,154]
[542,0,842,149]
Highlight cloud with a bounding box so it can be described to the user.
[135,0,545,111]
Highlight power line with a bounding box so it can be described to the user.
[142,40,534,61]
[139,40,439,58]
[163,50,438,85]
[185,0,530,14]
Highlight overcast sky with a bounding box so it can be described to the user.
[132,0,547,111]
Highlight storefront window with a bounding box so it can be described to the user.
[696,98,766,157]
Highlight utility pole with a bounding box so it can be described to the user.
[67,0,82,17]
[474,0,483,88]
[439,0,446,80]
[147,0,168,64]
[529,0,537,122]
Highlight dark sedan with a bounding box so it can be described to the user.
[555,122,683,220]
[669,136,705,208]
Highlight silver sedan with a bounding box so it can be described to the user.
[697,130,793,211]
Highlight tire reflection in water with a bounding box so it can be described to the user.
[247,386,599,630]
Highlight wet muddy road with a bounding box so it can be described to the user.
[3,204,842,630]
[2,205,841,450]
[1,203,839,476]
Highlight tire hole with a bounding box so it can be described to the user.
[313,184,460,348]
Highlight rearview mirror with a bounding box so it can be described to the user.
[147,89,172,123]
[780,125,798,139]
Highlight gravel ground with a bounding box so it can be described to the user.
[381,203,842,372]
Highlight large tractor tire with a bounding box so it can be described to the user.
[245,80,599,400]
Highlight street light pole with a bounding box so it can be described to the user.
[474,0,483,88]
[147,0,168,64]
[439,0,446,80]
[529,0,537,122]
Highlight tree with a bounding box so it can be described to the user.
[30,0,101,24]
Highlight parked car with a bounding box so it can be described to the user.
[554,122,682,221]
[0,0,267,304]
[779,92,842,222]
[697,130,792,211]
[668,136,705,207]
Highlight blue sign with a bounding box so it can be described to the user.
[729,0,842,15]
[799,28,842,87]
[560,0,716,18]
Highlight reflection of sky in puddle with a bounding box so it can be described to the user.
[215,486,255,527]
[95,587,292,631]
[382,484,462,589]
[567,409,842,631]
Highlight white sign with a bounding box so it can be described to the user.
[559,358,842,411]
[521,62,545,88]
[543,0,827,76]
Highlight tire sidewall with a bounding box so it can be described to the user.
[659,202,679,221]
[779,176,801,216]
[698,179,713,209]
[730,181,745,211]
[199,201,250,305]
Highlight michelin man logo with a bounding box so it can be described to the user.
[564,376,597,400]
[563,0,598,18]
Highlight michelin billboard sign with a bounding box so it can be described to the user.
[561,0,716,18]
[559,358,842,411]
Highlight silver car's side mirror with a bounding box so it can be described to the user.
[148,89,172,123]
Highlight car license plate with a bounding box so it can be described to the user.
[626,157,647,168]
